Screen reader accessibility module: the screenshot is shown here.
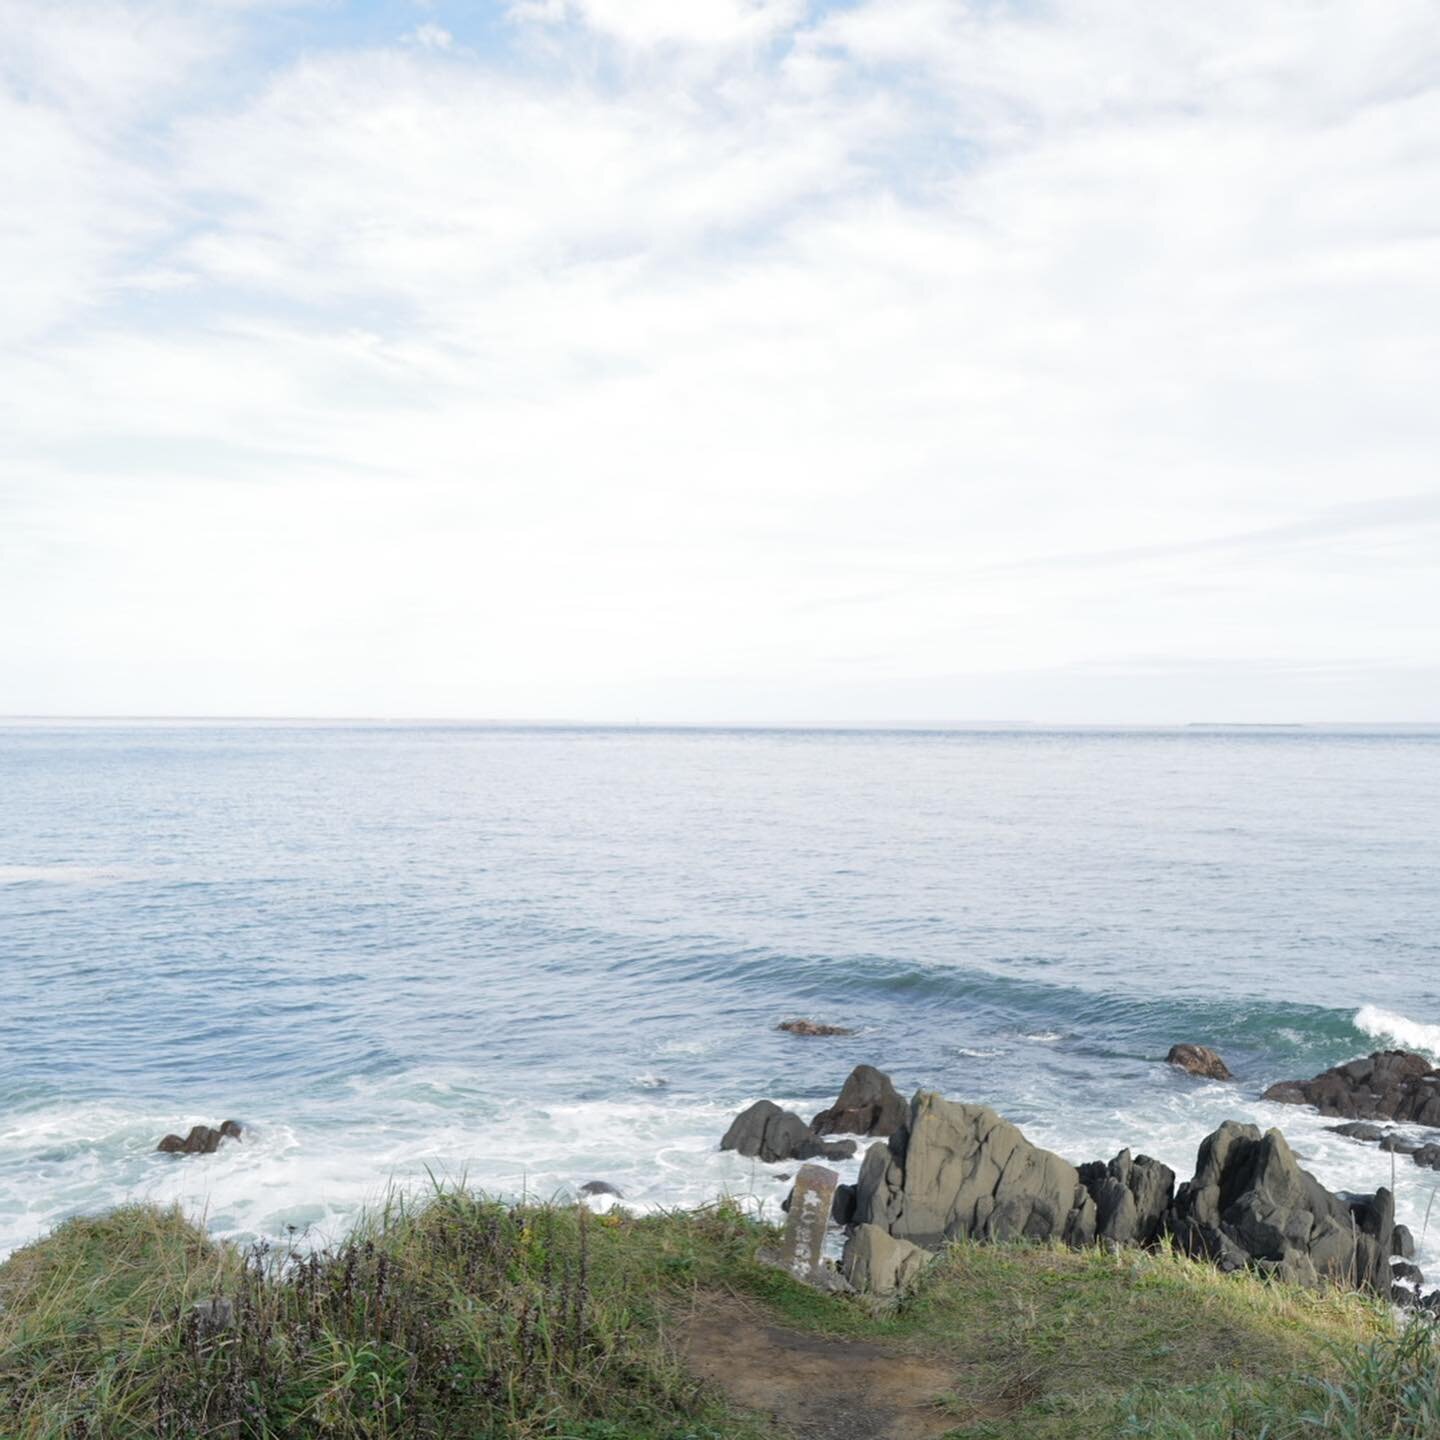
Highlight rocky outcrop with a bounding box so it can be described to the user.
[1168,1121,1391,1292]
[1263,1050,1440,1123]
[1077,1149,1175,1247]
[842,1223,933,1297]
[1394,1223,1416,1260]
[811,1065,909,1138]
[578,1181,623,1198]
[852,1093,1096,1250]
[1167,1044,1233,1080]
[156,1120,242,1155]
[778,1019,854,1037]
[721,1100,857,1164]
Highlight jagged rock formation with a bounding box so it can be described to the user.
[156,1120,242,1155]
[721,1100,857,1164]
[1167,1121,1392,1291]
[1263,1050,1440,1123]
[852,1093,1097,1249]
[841,1223,933,1297]
[812,1064,909,1137]
[777,1019,854,1037]
[1167,1044,1233,1080]
[1078,1148,1175,1247]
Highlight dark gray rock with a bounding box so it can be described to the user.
[1263,1050,1440,1123]
[1078,1149,1175,1247]
[1394,1223,1416,1259]
[1413,1144,1440,1171]
[777,1019,854,1037]
[720,1100,857,1164]
[852,1092,1096,1250]
[1167,1044,1233,1080]
[1326,1121,1387,1143]
[832,1182,857,1227]
[1168,1120,1391,1293]
[578,1181,623,1198]
[812,1065,909,1138]
[1393,1260,1425,1287]
[157,1121,241,1156]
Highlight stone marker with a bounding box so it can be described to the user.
[760,1162,851,1292]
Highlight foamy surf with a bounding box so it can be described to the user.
[1355,1005,1440,1061]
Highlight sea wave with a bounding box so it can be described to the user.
[1354,1004,1440,1060]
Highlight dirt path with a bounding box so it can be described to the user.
[680,1293,970,1440]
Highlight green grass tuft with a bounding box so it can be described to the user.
[0,1191,1433,1438]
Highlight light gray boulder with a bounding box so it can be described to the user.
[842,1223,934,1297]
[852,1092,1097,1250]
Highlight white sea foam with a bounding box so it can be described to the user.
[1355,1005,1440,1061]
[0,864,134,885]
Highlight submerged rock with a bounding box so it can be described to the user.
[842,1223,933,1297]
[720,1100,857,1164]
[852,1092,1096,1250]
[777,1019,854,1037]
[1263,1050,1440,1123]
[156,1120,242,1155]
[1168,1121,1391,1293]
[811,1065,908,1138]
[1078,1149,1175,1248]
[1167,1044,1233,1080]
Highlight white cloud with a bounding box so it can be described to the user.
[0,0,1437,719]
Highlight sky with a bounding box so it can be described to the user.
[2,0,1438,723]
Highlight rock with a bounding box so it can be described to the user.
[842,1223,934,1297]
[1262,1050,1440,1123]
[1166,1044,1233,1081]
[811,1065,909,1138]
[1393,1259,1425,1287]
[1394,1223,1416,1259]
[578,1181,623,1198]
[852,1092,1096,1250]
[1077,1149,1175,1247]
[1413,1144,1440,1171]
[778,1019,854,1037]
[1168,1120,1391,1293]
[156,1121,241,1156]
[1327,1121,1388,1143]
[832,1182,857,1227]
[720,1100,857,1164]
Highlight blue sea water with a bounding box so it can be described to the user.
[2,722,1439,1265]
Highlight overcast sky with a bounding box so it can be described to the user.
[3,0,1438,722]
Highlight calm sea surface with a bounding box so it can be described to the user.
[3,723,1439,1263]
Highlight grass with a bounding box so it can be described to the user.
[0,1189,1431,1439]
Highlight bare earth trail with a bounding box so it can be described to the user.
[680,1293,993,1440]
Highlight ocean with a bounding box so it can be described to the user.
[3,722,1439,1268]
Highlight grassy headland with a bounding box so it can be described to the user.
[0,1189,1433,1439]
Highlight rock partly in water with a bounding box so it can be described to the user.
[1166,1044,1233,1081]
[842,1223,934,1297]
[578,1181,623,1199]
[1393,1260,1425,1288]
[1263,1050,1440,1123]
[811,1065,909,1138]
[1394,1223,1417,1260]
[852,1092,1096,1250]
[777,1019,854,1037]
[1168,1121,1392,1293]
[157,1121,242,1155]
[1078,1149,1175,1247]
[721,1100,857,1164]
[1327,1121,1388,1143]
